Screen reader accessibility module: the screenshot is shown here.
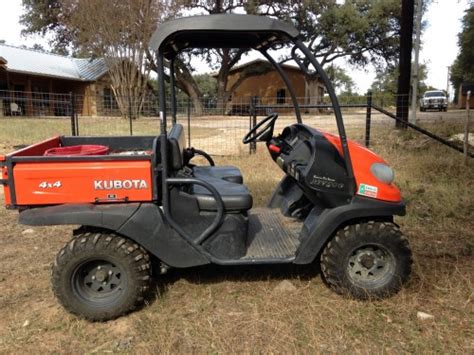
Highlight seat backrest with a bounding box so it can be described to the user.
[168,123,186,170]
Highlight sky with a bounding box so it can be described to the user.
[0,0,471,95]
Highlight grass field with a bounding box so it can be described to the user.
[0,112,472,353]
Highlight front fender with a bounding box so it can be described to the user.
[294,196,406,264]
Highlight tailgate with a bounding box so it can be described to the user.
[2,137,62,207]
[1,155,11,206]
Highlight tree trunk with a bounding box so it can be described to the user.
[215,50,231,115]
[175,59,204,115]
[216,75,230,115]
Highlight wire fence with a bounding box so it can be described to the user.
[0,89,468,157]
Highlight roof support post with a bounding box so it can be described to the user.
[157,51,169,209]
[293,39,355,192]
[157,52,167,136]
[170,57,177,125]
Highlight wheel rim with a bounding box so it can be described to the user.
[347,245,396,288]
[72,259,127,306]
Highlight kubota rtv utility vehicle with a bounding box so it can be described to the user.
[0,15,412,321]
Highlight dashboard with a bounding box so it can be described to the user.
[267,124,353,207]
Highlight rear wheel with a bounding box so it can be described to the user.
[321,221,412,299]
[51,230,151,321]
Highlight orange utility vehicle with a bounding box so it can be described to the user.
[1,15,412,321]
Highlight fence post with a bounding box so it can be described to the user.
[365,91,372,147]
[187,96,191,147]
[70,92,76,136]
[250,97,257,154]
[128,95,133,136]
[465,90,471,166]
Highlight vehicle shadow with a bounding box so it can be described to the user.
[147,260,322,301]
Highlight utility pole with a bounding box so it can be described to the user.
[410,0,423,125]
[396,0,415,129]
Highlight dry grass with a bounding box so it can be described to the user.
[0,113,473,353]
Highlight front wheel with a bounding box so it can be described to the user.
[321,221,412,299]
[51,230,151,321]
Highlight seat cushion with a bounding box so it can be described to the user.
[193,165,243,184]
[192,177,252,212]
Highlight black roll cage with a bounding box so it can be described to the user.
[152,14,355,245]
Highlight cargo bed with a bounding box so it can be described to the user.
[0,136,159,209]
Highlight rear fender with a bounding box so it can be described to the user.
[19,203,140,230]
[19,203,209,268]
[294,196,405,264]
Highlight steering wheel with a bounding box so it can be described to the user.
[242,113,279,144]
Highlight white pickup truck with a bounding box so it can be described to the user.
[420,90,448,112]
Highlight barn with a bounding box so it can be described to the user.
[222,59,326,114]
[0,44,115,117]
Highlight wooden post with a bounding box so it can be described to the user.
[48,79,55,116]
[25,76,33,116]
[128,94,133,136]
[464,90,471,165]
[250,96,257,154]
[365,91,372,147]
[70,92,76,136]
[396,0,414,129]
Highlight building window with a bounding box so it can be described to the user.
[103,88,118,111]
[277,88,286,104]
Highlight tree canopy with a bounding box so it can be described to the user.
[20,0,73,55]
[450,6,474,103]
[371,63,430,106]
[268,0,401,69]
[325,65,357,95]
[20,0,403,107]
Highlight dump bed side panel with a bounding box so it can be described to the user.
[11,137,61,157]
[13,160,153,205]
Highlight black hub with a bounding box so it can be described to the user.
[72,259,126,304]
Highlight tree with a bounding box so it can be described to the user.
[21,0,403,114]
[19,43,46,52]
[371,63,429,106]
[450,7,474,103]
[21,0,177,119]
[268,1,401,69]
[175,0,264,113]
[20,0,73,55]
[194,74,218,98]
[60,0,171,119]
[326,65,357,95]
[171,0,401,112]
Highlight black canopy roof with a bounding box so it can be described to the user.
[149,14,300,58]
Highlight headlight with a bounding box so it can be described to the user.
[370,163,394,184]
